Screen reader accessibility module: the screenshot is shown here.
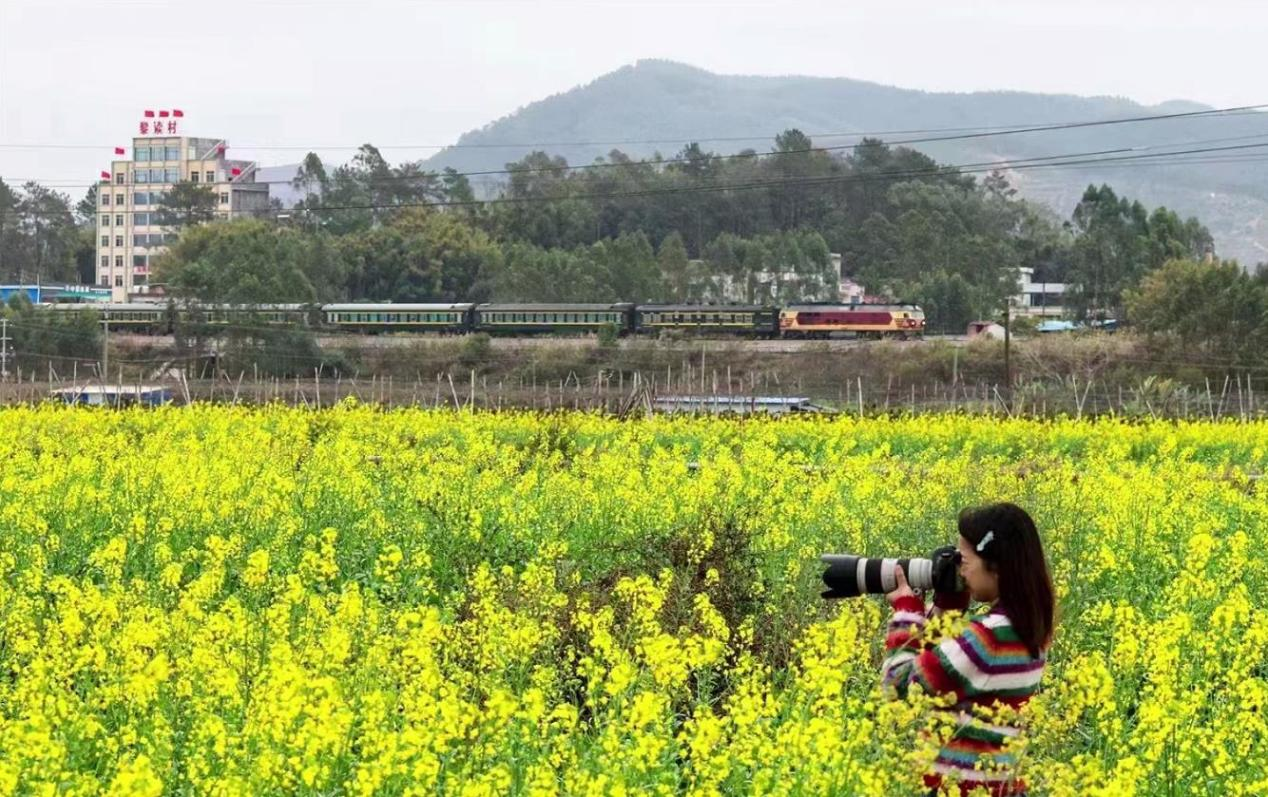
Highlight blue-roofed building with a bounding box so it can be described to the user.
[0,284,112,304]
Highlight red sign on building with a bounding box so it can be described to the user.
[139,109,182,136]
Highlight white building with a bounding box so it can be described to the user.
[1014,267,1066,318]
[96,111,270,300]
[838,277,866,304]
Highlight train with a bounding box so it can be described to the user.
[48,300,926,339]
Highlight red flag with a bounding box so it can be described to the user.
[230,167,242,176]
[114,146,125,155]
[158,110,170,118]
[143,110,155,118]
[172,109,184,118]
[216,144,226,155]
[100,171,111,179]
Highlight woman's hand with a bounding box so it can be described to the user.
[886,565,917,604]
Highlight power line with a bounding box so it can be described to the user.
[7,100,1268,193]
[19,130,1268,217]
[12,136,1268,221]
[94,140,1268,217]
[8,102,1268,192]
[3,103,1267,153]
[14,124,1268,197]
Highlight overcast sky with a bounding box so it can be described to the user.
[3,0,1266,195]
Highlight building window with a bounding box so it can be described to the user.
[115,214,124,226]
[165,146,179,161]
[115,256,123,268]
[134,274,148,286]
[115,236,123,247]
[134,193,148,206]
[165,168,179,183]
[115,275,123,287]
[135,146,150,161]
[191,172,199,183]
[133,255,147,269]
[101,193,110,207]
[115,193,125,205]
[100,255,109,268]
[101,235,108,246]
[134,212,149,226]
[207,171,216,183]
[101,214,110,226]
[220,192,229,204]
[150,168,164,183]
[115,172,125,185]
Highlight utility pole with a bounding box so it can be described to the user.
[101,317,109,380]
[1003,267,1014,405]
[0,317,9,381]
[1004,299,1011,399]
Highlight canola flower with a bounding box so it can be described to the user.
[0,404,1264,795]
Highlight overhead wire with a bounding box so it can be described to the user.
[8,101,1268,191]
[15,136,1268,221]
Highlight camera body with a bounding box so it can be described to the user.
[820,545,963,599]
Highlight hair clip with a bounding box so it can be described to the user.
[976,531,995,552]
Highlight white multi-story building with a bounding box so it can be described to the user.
[1014,266,1066,318]
[96,114,269,300]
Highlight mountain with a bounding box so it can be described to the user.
[422,60,1268,265]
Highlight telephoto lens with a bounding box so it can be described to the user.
[820,545,961,598]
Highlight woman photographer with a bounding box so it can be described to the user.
[881,502,1054,797]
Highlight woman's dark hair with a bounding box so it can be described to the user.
[958,502,1055,658]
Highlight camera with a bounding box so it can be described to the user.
[820,545,963,599]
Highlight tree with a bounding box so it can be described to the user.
[155,219,344,304]
[657,232,691,301]
[291,152,328,202]
[3,294,100,371]
[155,180,218,228]
[339,209,500,302]
[4,182,80,284]
[1125,258,1267,363]
[592,231,661,302]
[492,243,604,301]
[76,185,99,226]
[1065,184,1214,321]
[0,179,21,282]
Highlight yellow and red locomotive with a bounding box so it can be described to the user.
[778,303,925,339]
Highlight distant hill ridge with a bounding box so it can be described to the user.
[422,60,1268,265]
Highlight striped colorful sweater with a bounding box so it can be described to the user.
[882,593,1045,797]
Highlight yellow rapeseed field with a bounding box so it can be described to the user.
[0,404,1264,796]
